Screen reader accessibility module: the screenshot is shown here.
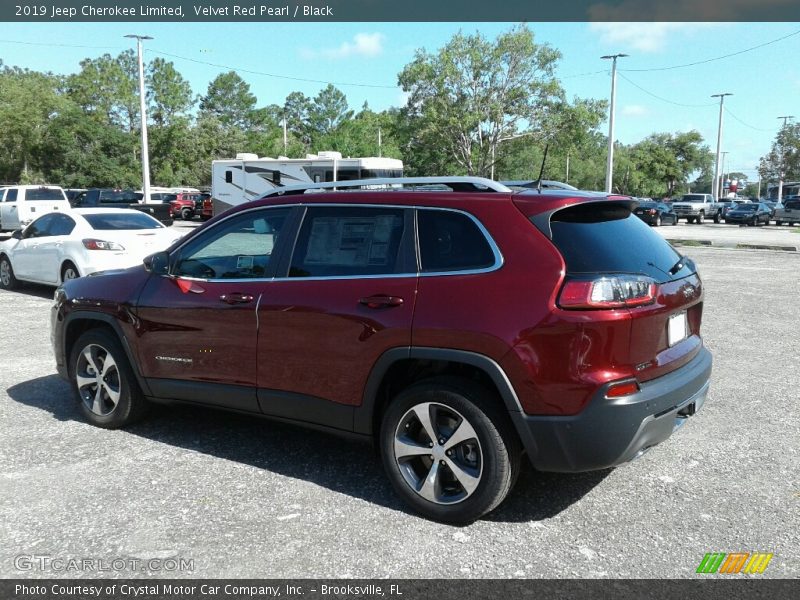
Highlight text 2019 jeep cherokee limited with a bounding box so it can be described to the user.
[51,178,712,523]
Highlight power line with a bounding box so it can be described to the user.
[617,72,717,108]
[560,69,607,80]
[724,108,776,132]
[621,28,800,72]
[147,48,399,89]
[0,38,120,50]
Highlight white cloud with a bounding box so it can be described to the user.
[300,33,385,60]
[621,104,649,117]
[589,22,721,53]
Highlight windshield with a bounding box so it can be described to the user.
[83,213,163,230]
[734,204,757,212]
[679,194,706,202]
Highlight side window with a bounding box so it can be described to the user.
[7,189,18,202]
[289,206,407,278]
[417,210,496,273]
[173,208,289,279]
[49,214,76,236]
[73,192,87,207]
[23,214,57,239]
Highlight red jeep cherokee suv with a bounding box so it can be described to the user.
[51,178,712,523]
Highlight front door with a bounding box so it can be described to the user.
[257,205,418,429]
[134,206,293,412]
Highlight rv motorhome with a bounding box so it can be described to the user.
[210,151,403,215]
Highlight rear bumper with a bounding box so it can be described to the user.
[518,346,712,472]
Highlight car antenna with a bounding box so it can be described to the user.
[536,144,549,193]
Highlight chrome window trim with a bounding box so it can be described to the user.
[168,203,503,283]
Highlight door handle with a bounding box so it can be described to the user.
[359,295,404,309]
[220,292,254,305]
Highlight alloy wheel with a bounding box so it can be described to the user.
[75,344,121,416]
[393,402,483,505]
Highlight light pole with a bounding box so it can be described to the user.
[602,53,627,193]
[776,115,794,203]
[720,151,729,198]
[711,92,732,201]
[125,34,153,202]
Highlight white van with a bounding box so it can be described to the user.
[0,185,72,231]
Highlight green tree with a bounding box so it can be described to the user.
[199,71,257,128]
[759,122,800,183]
[147,57,193,126]
[308,84,354,140]
[398,25,564,177]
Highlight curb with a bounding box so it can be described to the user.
[666,238,797,252]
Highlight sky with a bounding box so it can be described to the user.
[1,21,799,182]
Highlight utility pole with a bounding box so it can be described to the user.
[565,151,570,184]
[125,34,153,202]
[378,127,382,157]
[720,151,729,198]
[777,115,794,203]
[282,111,287,155]
[711,93,732,201]
[602,53,627,193]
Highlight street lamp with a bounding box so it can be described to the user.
[720,151,729,198]
[602,53,628,193]
[711,92,733,201]
[125,34,153,203]
[776,115,794,203]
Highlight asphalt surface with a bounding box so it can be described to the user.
[0,240,798,579]
[654,221,800,250]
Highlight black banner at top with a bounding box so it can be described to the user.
[2,0,800,22]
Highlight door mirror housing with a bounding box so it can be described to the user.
[11,229,22,240]
[144,251,170,275]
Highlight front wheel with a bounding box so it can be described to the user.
[181,208,193,221]
[0,255,19,290]
[696,212,705,224]
[713,213,720,224]
[380,377,520,524]
[69,329,148,428]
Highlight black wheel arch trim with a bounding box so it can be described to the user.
[355,346,539,457]
[61,311,152,396]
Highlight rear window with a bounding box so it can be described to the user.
[83,213,163,230]
[418,209,496,272]
[734,204,757,211]
[548,203,692,283]
[25,188,66,201]
[784,200,800,210]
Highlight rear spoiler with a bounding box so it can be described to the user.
[528,197,638,240]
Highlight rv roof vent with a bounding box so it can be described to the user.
[235,153,258,160]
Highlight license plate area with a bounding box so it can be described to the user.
[668,311,688,347]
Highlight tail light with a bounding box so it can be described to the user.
[649,209,657,215]
[82,239,125,251]
[559,275,657,309]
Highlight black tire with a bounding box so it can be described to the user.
[181,207,193,221]
[0,254,19,290]
[69,329,148,429]
[61,261,80,283]
[713,213,720,224]
[379,376,521,524]
[654,215,662,227]
[672,215,678,226]
[696,212,705,224]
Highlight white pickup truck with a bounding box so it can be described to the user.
[671,193,724,224]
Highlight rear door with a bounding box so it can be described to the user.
[545,201,704,382]
[257,205,417,429]
[1,189,19,230]
[134,206,294,412]
[11,213,58,281]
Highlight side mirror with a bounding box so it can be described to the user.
[143,251,170,275]
[11,229,22,240]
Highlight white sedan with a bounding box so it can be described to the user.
[0,208,182,289]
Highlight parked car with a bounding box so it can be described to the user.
[200,195,213,221]
[50,177,711,523]
[169,192,210,221]
[72,189,173,226]
[774,199,800,226]
[0,209,181,289]
[724,202,771,226]
[0,185,72,231]
[633,200,678,226]
[671,193,724,224]
[762,201,780,217]
[64,188,88,203]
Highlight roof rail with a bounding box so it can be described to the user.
[262,176,512,197]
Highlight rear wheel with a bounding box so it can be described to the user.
[61,261,80,283]
[380,377,520,524]
[0,255,19,290]
[180,207,193,221]
[655,215,662,227]
[69,329,148,429]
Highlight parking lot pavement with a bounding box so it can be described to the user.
[0,247,797,579]
[654,221,800,250]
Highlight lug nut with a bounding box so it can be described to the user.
[439,438,445,445]
[429,442,433,448]
[446,450,452,456]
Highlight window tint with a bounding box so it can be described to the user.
[7,189,18,201]
[98,190,139,204]
[290,207,406,278]
[785,200,800,210]
[48,214,76,236]
[417,210,495,273]
[25,188,66,201]
[174,208,289,279]
[84,212,162,230]
[23,214,57,238]
[548,203,691,283]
